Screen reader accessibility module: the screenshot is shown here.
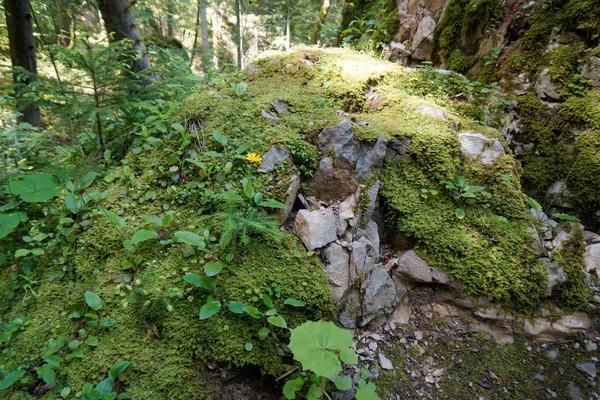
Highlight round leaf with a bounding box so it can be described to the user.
[6,173,61,202]
[203,261,223,277]
[227,301,245,314]
[130,228,157,245]
[84,291,103,311]
[455,208,465,219]
[199,297,221,320]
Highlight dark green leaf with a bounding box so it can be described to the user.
[109,361,131,380]
[283,298,305,307]
[243,306,263,319]
[262,294,273,308]
[36,365,56,386]
[6,173,61,202]
[213,132,228,146]
[183,273,217,290]
[282,377,304,399]
[0,212,28,239]
[334,375,352,391]
[0,370,25,390]
[104,209,126,228]
[199,297,221,319]
[95,378,114,394]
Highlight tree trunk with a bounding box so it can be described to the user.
[200,0,210,74]
[54,0,72,46]
[97,0,150,73]
[189,0,201,67]
[4,0,41,127]
[285,0,290,51]
[309,0,331,45]
[166,1,175,37]
[236,0,243,69]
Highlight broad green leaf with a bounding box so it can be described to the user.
[203,261,223,277]
[0,212,28,239]
[77,172,97,191]
[243,306,263,319]
[100,318,113,327]
[258,327,270,340]
[104,209,126,228]
[200,297,221,320]
[6,173,61,202]
[0,370,25,390]
[288,320,353,379]
[264,308,278,316]
[36,365,56,386]
[355,380,380,400]
[455,208,465,219]
[527,197,543,212]
[219,229,234,248]
[174,231,205,247]
[267,315,287,329]
[204,151,223,157]
[14,249,30,258]
[130,228,157,245]
[235,82,248,96]
[334,375,352,391]
[84,291,103,310]
[282,377,304,399]
[65,348,84,360]
[183,273,216,290]
[85,336,99,347]
[123,240,135,252]
[262,294,273,308]
[245,342,253,351]
[340,348,358,365]
[227,301,245,314]
[60,387,71,398]
[236,142,251,154]
[241,178,254,199]
[95,377,114,394]
[284,298,305,307]
[44,355,62,369]
[213,132,228,146]
[109,361,131,380]
[306,384,322,400]
[253,192,264,206]
[552,213,581,222]
[144,215,162,226]
[41,337,66,358]
[65,193,83,213]
[259,199,287,209]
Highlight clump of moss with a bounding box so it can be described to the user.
[570,130,600,207]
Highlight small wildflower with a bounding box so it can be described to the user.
[348,2,355,6]
[246,152,262,163]
[43,94,53,100]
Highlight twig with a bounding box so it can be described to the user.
[275,366,298,382]
[451,347,477,352]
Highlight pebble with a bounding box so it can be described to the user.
[369,342,378,351]
[535,374,545,381]
[586,341,598,352]
[415,331,424,341]
[378,353,394,370]
[575,362,597,378]
[371,333,383,341]
[425,375,435,383]
[567,381,583,400]
[547,350,559,360]
[574,343,580,349]
[432,368,445,377]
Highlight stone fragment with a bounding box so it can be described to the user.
[582,56,600,88]
[338,288,361,329]
[318,120,360,164]
[258,144,290,173]
[566,381,583,400]
[378,353,394,370]
[411,16,436,61]
[528,226,544,255]
[361,265,398,326]
[278,174,300,225]
[321,243,351,302]
[584,231,600,245]
[458,133,506,165]
[416,105,447,121]
[294,208,337,250]
[544,180,575,209]
[540,258,567,297]
[575,362,596,378]
[584,243,600,274]
[394,250,451,284]
[552,222,582,250]
[271,100,289,115]
[535,68,562,102]
[389,138,411,155]
[586,341,597,352]
[355,136,388,180]
[388,304,412,325]
[260,109,279,124]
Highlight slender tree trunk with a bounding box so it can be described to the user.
[189,0,201,67]
[97,0,150,73]
[236,0,243,69]
[4,0,41,127]
[309,0,331,45]
[55,0,72,46]
[285,0,290,51]
[200,0,210,74]
[210,2,220,69]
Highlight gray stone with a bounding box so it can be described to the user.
[318,120,360,164]
[544,180,575,209]
[361,264,398,326]
[394,250,451,284]
[528,226,544,255]
[321,243,351,302]
[260,109,279,124]
[294,209,338,250]
[416,105,447,121]
[536,68,562,102]
[411,16,436,61]
[566,381,583,400]
[378,353,394,370]
[357,180,381,224]
[582,56,600,88]
[458,133,506,165]
[547,350,559,360]
[584,231,600,245]
[541,258,567,297]
[278,174,300,225]
[258,144,290,173]
[389,138,411,155]
[356,220,380,260]
[271,100,289,115]
[339,288,361,328]
[584,243,600,274]
[575,362,596,378]
[530,208,550,223]
[585,341,597,352]
[355,135,388,180]
[552,222,582,250]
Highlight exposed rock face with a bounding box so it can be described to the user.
[411,16,436,61]
[258,144,290,173]
[278,174,300,224]
[535,68,563,102]
[458,133,506,165]
[394,250,451,285]
[584,243,600,277]
[544,180,575,209]
[294,209,337,250]
[582,56,600,88]
[305,157,359,202]
[361,264,399,326]
[321,242,351,302]
[541,258,567,297]
[416,105,447,120]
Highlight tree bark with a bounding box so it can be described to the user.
[4,0,41,127]
[285,0,290,50]
[309,0,331,45]
[97,0,150,73]
[54,0,72,46]
[236,0,243,69]
[200,0,210,74]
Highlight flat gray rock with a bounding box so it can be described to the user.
[458,133,506,165]
[294,208,337,250]
[258,144,289,173]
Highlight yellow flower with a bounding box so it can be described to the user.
[246,152,262,163]
[43,94,53,100]
[348,2,355,6]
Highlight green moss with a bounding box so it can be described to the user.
[551,223,591,310]
[381,160,546,312]
[570,130,600,207]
